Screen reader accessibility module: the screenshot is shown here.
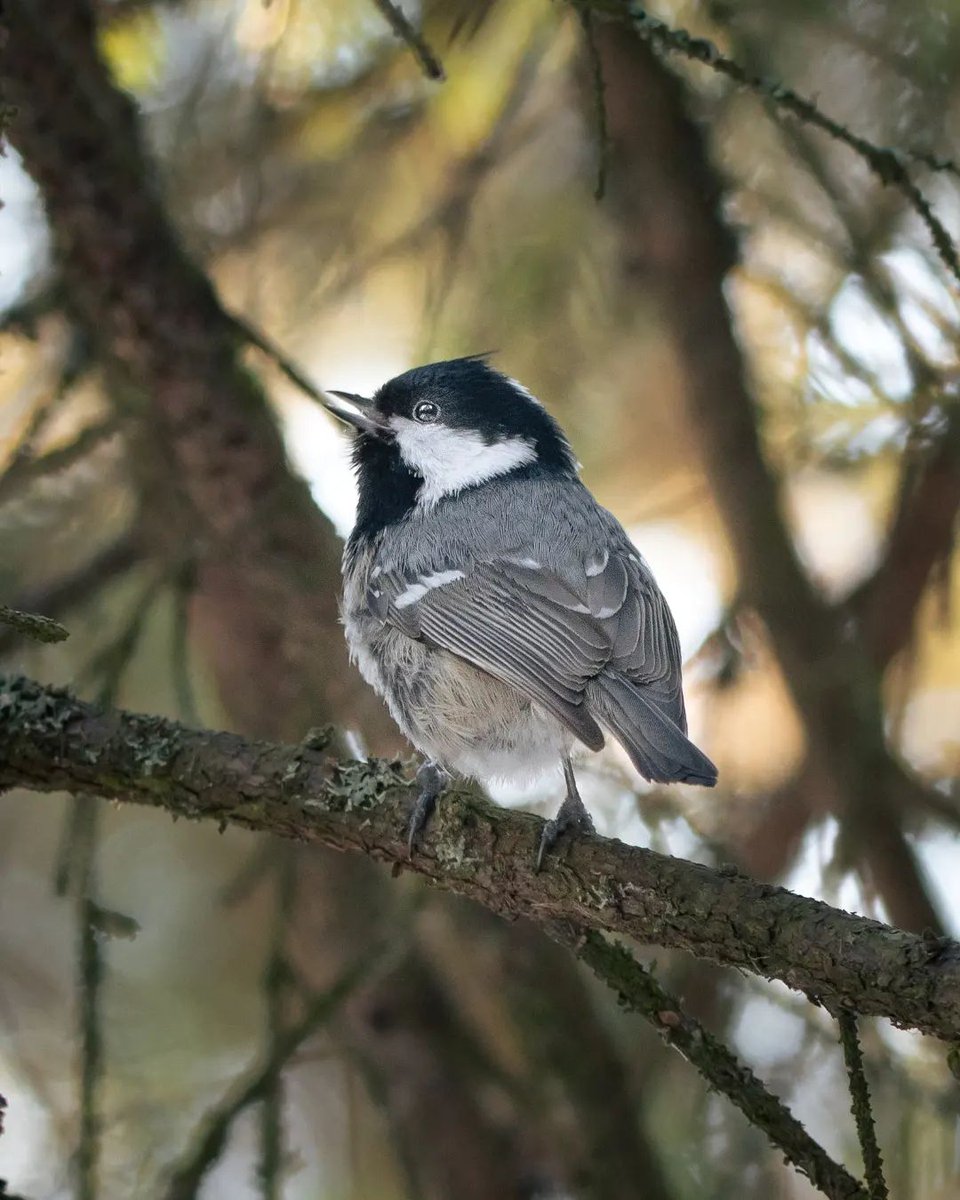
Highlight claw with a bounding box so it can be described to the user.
[408,760,448,856]
[535,758,595,871]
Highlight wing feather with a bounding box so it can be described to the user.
[371,544,688,752]
[419,587,606,749]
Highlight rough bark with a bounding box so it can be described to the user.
[3,673,959,1043]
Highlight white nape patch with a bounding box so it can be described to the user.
[395,569,465,609]
[390,416,537,509]
[506,377,545,409]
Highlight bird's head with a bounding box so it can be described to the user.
[325,357,577,525]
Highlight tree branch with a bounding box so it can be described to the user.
[0,606,69,646]
[368,0,445,81]
[3,673,959,1042]
[836,1012,889,1200]
[592,18,946,936]
[853,406,960,669]
[163,946,384,1200]
[570,930,867,1200]
[0,534,140,659]
[588,1,960,286]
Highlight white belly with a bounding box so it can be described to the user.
[344,611,571,783]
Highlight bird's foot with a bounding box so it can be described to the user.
[408,760,449,856]
[536,788,595,871]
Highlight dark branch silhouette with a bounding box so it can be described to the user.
[593,18,947,936]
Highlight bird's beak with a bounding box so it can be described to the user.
[324,390,391,439]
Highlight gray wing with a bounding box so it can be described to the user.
[567,550,715,785]
[369,546,686,752]
[584,550,688,734]
[371,561,607,749]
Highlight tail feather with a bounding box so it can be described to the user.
[590,674,718,786]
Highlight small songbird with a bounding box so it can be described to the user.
[325,357,717,866]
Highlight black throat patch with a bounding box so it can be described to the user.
[348,434,422,549]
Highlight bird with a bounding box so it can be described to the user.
[323,356,717,867]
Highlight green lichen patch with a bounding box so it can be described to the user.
[0,674,86,744]
[324,756,414,814]
[126,717,187,777]
[0,605,69,644]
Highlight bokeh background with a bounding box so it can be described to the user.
[2,1,960,1197]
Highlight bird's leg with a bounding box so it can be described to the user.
[408,759,449,855]
[536,757,595,871]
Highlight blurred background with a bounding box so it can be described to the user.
[2,0,960,1196]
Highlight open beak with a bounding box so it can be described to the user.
[324,390,391,439]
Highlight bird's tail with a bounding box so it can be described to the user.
[590,674,718,787]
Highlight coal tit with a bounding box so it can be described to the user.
[324,357,717,865]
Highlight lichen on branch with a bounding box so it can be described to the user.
[2,673,959,1043]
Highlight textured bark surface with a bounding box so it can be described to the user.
[3,673,959,1043]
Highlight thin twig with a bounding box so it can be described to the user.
[229,312,330,409]
[0,534,140,658]
[258,849,297,1200]
[905,147,960,181]
[0,605,69,645]
[569,929,867,1200]
[0,418,119,507]
[368,0,444,81]
[170,562,201,727]
[162,945,386,1200]
[79,572,166,707]
[837,1011,889,1200]
[593,2,960,288]
[740,973,960,1123]
[578,6,609,200]
[70,796,104,1200]
[54,794,90,897]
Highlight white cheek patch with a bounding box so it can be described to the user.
[390,417,537,508]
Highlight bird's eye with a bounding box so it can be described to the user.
[413,400,439,424]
